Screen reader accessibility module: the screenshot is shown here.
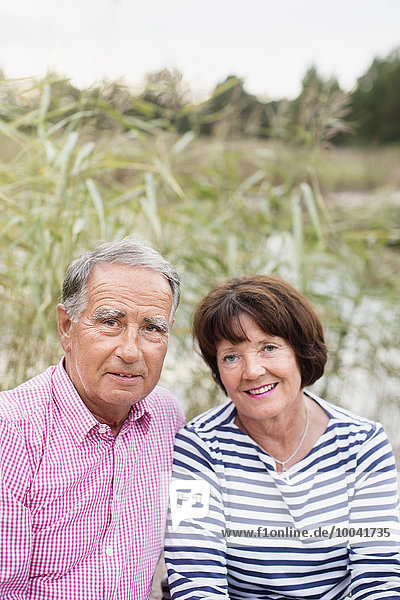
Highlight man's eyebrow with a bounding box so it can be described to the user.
[92,308,126,321]
[144,317,169,333]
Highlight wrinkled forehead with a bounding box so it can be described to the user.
[87,263,170,294]
[85,263,173,313]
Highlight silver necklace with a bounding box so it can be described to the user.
[269,400,310,474]
[235,400,310,477]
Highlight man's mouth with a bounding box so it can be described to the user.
[109,372,140,379]
[245,382,278,396]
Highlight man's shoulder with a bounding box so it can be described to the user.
[146,385,185,425]
[0,366,56,423]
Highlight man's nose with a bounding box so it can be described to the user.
[242,353,265,380]
[114,327,141,362]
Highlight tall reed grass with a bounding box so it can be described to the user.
[1,78,399,449]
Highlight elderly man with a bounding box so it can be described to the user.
[0,238,185,599]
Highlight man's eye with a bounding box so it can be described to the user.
[104,319,118,327]
[144,324,166,334]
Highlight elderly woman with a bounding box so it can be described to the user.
[165,275,400,600]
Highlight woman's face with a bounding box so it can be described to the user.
[216,313,304,425]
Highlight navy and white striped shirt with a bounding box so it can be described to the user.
[165,392,400,600]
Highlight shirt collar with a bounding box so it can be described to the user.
[52,359,153,444]
[128,396,153,434]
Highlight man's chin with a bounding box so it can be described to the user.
[104,390,145,406]
[103,382,156,407]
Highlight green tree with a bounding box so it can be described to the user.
[269,66,351,147]
[197,75,269,139]
[128,68,190,129]
[350,48,400,144]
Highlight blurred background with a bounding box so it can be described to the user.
[0,0,399,462]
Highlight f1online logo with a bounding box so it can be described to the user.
[169,480,211,531]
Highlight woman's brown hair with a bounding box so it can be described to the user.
[192,274,327,393]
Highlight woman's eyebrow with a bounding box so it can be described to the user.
[92,308,126,321]
[216,344,237,354]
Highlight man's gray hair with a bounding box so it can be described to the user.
[62,237,180,323]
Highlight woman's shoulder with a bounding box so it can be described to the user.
[306,390,387,449]
[173,401,240,472]
[186,400,235,430]
[175,400,238,449]
[307,390,377,425]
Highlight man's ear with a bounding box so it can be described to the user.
[57,304,73,353]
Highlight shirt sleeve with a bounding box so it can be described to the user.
[164,427,230,600]
[348,423,400,599]
[0,420,33,597]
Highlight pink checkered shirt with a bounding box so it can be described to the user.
[0,359,185,600]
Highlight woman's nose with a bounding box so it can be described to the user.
[242,353,265,379]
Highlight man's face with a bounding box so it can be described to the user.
[57,263,173,420]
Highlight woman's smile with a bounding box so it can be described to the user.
[244,382,279,397]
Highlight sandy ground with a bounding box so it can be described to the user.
[151,556,167,600]
[326,190,400,207]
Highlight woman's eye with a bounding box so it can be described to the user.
[223,354,237,363]
[263,344,277,352]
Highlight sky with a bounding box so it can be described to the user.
[0,0,399,100]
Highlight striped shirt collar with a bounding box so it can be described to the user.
[52,359,153,445]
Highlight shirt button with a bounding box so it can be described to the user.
[98,425,108,434]
[105,545,113,556]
